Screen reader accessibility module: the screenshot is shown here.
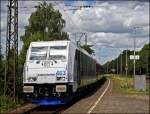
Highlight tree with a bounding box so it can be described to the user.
[103,43,150,76]
[0,59,4,95]
[23,2,68,41]
[18,2,69,85]
[81,44,95,55]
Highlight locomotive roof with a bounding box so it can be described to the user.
[30,40,97,63]
[30,40,69,46]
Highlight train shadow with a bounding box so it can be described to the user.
[62,77,107,110]
[24,105,63,114]
[83,77,107,98]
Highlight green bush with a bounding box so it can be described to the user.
[111,75,149,95]
[0,96,23,113]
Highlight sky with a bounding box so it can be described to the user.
[0,0,149,64]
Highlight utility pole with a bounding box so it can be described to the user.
[85,34,87,45]
[133,27,140,78]
[107,63,108,73]
[0,0,2,61]
[133,28,136,78]
[71,33,77,43]
[125,49,128,86]
[120,53,122,75]
[73,32,87,46]
[125,50,128,76]
[146,55,149,75]
[112,61,115,76]
[117,58,118,74]
[4,0,18,102]
[0,31,1,62]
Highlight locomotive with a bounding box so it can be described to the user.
[23,40,102,105]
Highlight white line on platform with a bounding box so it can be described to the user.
[87,79,110,114]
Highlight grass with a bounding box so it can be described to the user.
[106,74,149,95]
[0,96,24,113]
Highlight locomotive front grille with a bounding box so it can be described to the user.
[23,83,73,100]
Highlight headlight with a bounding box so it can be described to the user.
[56,85,66,92]
[27,77,37,82]
[23,86,34,93]
[56,77,65,81]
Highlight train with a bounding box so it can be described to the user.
[23,40,102,105]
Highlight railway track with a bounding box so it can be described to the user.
[24,105,64,114]
[9,77,107,114]
[8,103,39,114]
[9,104,64,114]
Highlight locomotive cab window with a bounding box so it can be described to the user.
[50,46,67,50]
[30,46,48,60]
[49,45,67,61]
[49,55,66,61]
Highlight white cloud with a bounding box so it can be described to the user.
[0,1,149,64]
[59,1,149,64]
[64,1,149,34]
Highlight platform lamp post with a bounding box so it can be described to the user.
[125,49,128,76]
[125,49,128,86]
[107,63,109,73]
[131,27,141,88]
[120,52,123,76]
[116,57,119,75]
[130,26,140,77]
[133,27,136,78]
[129,26,142,89]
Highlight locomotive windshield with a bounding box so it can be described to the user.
[50,46,67,50]
[49,55,66,60]
[30,46,48,60]
[49,46,67,61]
[29,45,67,60]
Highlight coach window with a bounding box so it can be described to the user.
[80,53,84,76]
[83,54,86,76]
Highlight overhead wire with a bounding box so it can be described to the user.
[53,1,84,43]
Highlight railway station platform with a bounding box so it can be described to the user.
[63,79,149,114]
